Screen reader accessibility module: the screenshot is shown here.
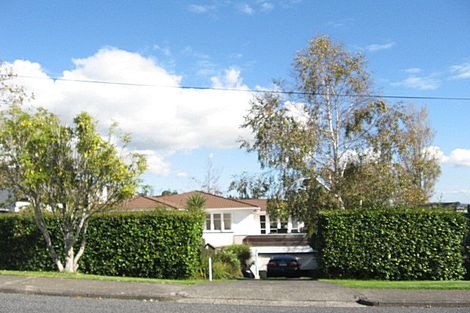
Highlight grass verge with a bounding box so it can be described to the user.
[322,279,470,290]
[0,270,207,285]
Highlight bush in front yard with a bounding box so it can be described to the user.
[223,244,251,267]
[317,208,468,280]
[0,211,203,279]
[196,245,246,280]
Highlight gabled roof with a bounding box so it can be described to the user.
[120,196,167,210]
[240,199,268,211]
[120,191,261,211]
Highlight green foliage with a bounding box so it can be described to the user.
[465,221,470,280]
[240,36,440,234]
[0,104,146,272]
[195,245,246,280]
[228,172,273,199]
[186,193,206,213]
[317,208,468,280]
[214,249,240,276]
[211,261,239,280]
[161,190,177,196]
[0,214,58,271]
[0,211,203,279]
[223,244,252,267]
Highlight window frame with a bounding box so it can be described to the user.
[204,212,232,232]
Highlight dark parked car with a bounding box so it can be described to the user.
[266,256,301,278]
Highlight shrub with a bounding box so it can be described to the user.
[223,244,251,268]
[214,249,240,274]
[0,211,203,279]
[211,261,238,279]
[196,246,243,279]
[317,208,468,280]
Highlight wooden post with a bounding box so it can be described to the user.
[208,256,213,281]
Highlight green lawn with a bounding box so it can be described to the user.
[0,270,206,285]
[322,279,470,290]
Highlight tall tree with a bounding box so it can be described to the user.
[400,106,440,204]
[241,36,439,226]
[198,156,222,195]
[0,104,146,272]
[160,189,177,196]
[137,184,155,196]
[228,172,273,199]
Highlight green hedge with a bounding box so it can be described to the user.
[317,208,468,280]
[0,211,203,279]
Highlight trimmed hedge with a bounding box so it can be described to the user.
[0,211,203,279]
[317,208,468,280]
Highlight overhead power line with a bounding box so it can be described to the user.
[16,75,470,102]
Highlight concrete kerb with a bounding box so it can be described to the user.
[356,296,470,308]
[0,275,189,302]
[0,287,188,301]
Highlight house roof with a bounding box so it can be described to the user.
[120,191,261,211]
[119,196,167,210]
[241,199,268,211]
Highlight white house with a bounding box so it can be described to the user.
[122,191,317,277]
[0,189,30,213]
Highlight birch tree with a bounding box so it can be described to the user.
[242,36,378,209]
[241,36,439,218]
[0,105,146,272]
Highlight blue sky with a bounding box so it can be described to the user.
[1,0,470,201]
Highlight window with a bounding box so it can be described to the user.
[204,213,232,231]
[205,214,211,230]
[260,215,266,234]
[279,220,288,233]
[291,219,299,233]
[213,213,221,230]
[270,220,278,233]
[223,213,231,230]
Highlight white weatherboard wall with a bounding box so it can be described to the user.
[203,207,260,247]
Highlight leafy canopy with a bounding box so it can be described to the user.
[240,36,440,231]
[0,103,146,272]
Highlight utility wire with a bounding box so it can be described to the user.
[16,74,470,102]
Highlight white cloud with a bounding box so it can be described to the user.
[392,75,440,90]
[450,62,470,80]
[187,4,216,14]
[210,68,245,88]
[7,48,254,176]
[428,146,470,167]
[176,171,189,177]
[284,101,308,125]
[238,3,254,15]
[365,41,395,52]
[325,18,355,29]
[153,44,172,57]
[444,189,470,195]
[404,67,422,74]
[259,1,274,11]
[444,149,470,167]
[133,150,171,176]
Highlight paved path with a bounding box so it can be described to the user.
[179,280,362,307]
[1,275,470,307]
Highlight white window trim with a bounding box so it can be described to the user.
[263,215,305,234]
[204,212,232,232]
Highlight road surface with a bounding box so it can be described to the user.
[1,293,469,313]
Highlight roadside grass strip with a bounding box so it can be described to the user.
[322,279,470,290]
[0,270,204,285]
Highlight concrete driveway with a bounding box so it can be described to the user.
[179,279,363,307]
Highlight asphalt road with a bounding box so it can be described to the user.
[1,294,470,313]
